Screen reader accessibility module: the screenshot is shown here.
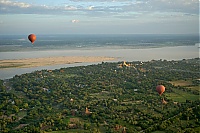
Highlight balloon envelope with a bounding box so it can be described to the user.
[156,85,165,96]
[28,34,36,44]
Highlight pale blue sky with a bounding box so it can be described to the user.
[0,0,199,35]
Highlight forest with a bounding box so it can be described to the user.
[0,58,199,133]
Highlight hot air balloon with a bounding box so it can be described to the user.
[28,34,36,44]
[156,85,165,96]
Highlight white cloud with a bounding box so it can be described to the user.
[64,5,77,10]
[0,0,31,8]
[0,0,198,17]
[71,19,79,23]
[88,6,94,10]
[142,0,199,14]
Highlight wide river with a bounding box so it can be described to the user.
[0,45,199,79]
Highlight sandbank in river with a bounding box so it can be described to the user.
[0,45,199,79]
[0,56,115,69]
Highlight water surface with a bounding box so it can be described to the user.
[0,34,199,79]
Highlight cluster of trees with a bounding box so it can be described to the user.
[0,58,199,132]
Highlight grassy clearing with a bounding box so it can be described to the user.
[166,88,199,102]
[187,86,200,91]
[169,80,193,86]
[170,79,199,93]
[166,93,186,102]
[18,111,27,118]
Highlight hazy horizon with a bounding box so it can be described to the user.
[0,34,198,52]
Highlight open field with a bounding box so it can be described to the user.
[0,56,115,69]
[187,86,200,91]
[169,80,193,86]
[166,88,199,102]
[169,79,199,94]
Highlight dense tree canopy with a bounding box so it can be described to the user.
[0,58,199,133]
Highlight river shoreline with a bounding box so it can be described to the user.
[0,45,199,79]
[0,56,115,69]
